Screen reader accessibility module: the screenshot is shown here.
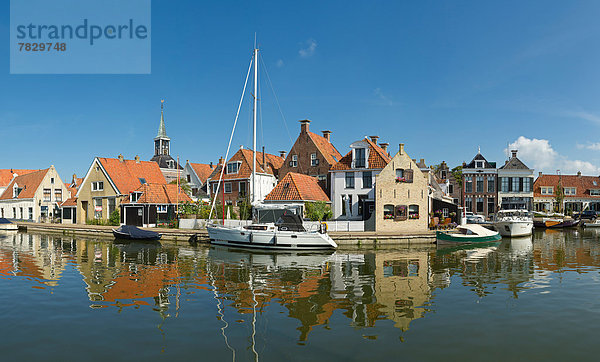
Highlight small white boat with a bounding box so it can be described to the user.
[0,218,18,231]
[583,219,600,228]
[436,224,501,243]
[494,209,533,237]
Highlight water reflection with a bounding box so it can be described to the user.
[3,229,600,349]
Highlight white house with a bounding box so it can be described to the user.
[329,136,391,220]
[498,150,534,210]
[182,161,214,200]
[0,166,68,222]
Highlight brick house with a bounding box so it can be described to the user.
[207,147,284,205]
[277,120,342,195]
[462,151,497,218]
[374,144,429,233]
[533,172,600,213]
[264,172,330,217]
[330,136,391,220]
[434,161,462,205]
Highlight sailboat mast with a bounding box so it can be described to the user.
[252,47,258,205]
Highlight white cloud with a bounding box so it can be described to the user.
[276,59,284,68]
[508,136,600,175]
[563,110,600,125]
[576,142,600,151]
[373,88,395,106]
[299,39,317,58]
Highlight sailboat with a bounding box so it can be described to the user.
[206,44,337,251]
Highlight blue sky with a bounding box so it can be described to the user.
[2,0,600,181]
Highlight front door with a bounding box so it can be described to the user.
[81,201,88,223]
[125,206,144,226]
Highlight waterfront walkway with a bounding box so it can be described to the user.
[14,221,436,245]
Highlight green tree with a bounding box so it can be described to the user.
[237,198,252,220]
[451,165,463,186]
[170,178,191,195]
[305,201,332,221]
[554,182,564,213]
[109,209,120,226]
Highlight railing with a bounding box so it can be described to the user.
[179,218,365,232]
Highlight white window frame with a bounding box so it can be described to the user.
[311,153,319,166]
[157,205,168,213]
[43,188,51,202]
[224,182,232,193]
[590,189,600,196]
[290,155,298,168]
[227,162,240,174]
[92,181,104,192]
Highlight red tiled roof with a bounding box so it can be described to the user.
[208,149,284,182]
[307,131,342,165]
[122,183,192,204]
[190,163,215,184]
[0,169,37,187]
[97,158,166,195]
[265,172,330,202]
[60,197,77,207]
[533,174,600,198]
[330,137,391,171]
[0,169,49,200]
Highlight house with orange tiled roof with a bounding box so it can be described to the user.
[264,172,330,215]
[277,120,342,195]
[533,172,600,213]
[182,161,215,200]
[75,154,166,223]
[206,147,284,206]
[119,183,192,226]
[0,166,68,222]
[59,174,84,224]
[330,136,391,220]
[0,169,37,196]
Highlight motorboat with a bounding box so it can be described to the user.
[436,224,501,243]
[206,45,337,251]
[0,218,18,231]
[493,209,533,237]
[112,225,162,241]
[583,219,600,228]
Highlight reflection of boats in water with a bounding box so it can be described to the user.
[112,225,162,241]
[436,241,501,256]
[208,244,336,269]
[494,210,533,237]
[508,235,533,258]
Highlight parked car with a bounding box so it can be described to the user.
[577,210,598,220]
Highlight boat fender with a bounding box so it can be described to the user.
[319,222,328,234]
[273,234,277,245]
[249,233,253,243]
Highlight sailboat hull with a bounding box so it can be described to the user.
[207,224,337,250]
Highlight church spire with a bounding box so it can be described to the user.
[157,99,168,139]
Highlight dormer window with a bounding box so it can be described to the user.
[13,185,23,198]
[355,148,366,168]
[167,160,176,169]
[475,161,484,168]
[227,162,240,174]
[139,178,147,185]
[130,191,142,202]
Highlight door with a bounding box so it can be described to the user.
[81,201,88,222]
[125,206,144,226]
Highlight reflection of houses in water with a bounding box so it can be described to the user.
[372,250,433,331]
[533,230,600,272]
[0,233,71,286]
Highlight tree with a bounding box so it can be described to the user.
[170,178,191,195]
[109,209,120,226]
[237,197,252,220]
[305,201,332,221]
[451,165,463,186]
[554,182,564,213]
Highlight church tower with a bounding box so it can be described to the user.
[150,100,181,182]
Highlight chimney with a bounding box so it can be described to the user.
[72,174,77,183]
[420,158,425,166]
[511,149,518,158]
[322,130,331,142]
[210,161,213,168]
[240,145,244,150]
[219,157,224,166]
[118,154,124,162]
[370,135,379,145]
[539,172,543,177]
[380,142,389,153]
[279,150,287,159]
[134,155,140,163]
[300,119,310,133]
[399,143,404,155]
[262,146,266,170]
[462,161,467,167]
[578,171,582,177]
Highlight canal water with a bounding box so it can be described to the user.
[2,229,600,361]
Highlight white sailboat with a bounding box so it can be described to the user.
[206,44,337,251]
[493,209,533,237]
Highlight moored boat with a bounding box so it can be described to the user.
[0,218,18,231]
[583,219,600,228]
[436,224,501,243]
[493,209,533,237]
[533,218,579,229]
[112,225,162,241]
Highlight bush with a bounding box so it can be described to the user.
[109,210,120,226]
[305,201,332,221]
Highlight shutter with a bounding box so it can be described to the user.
[405,169,414,183]
[394,205,407,221]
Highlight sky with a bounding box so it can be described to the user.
[2,0,600,182]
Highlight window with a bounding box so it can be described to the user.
[541,187,553,195]
[341,195,353,216]
[441,170,447,179]
[345,172,355,189]
[396,169,404,178]
[449,184,454,194]
[43,188,51,201]
[383,204,394,219]
[130,192,142,202]
[317,175,326,181]
[475,161,484,168]
[290,155,298,167]
[28,207,33,220]
[465,177,473,193]
[55,189,62,202]
[487,176,495,193]
[157,205,167,213]
[13,185,23,198]
[94,198,102,219]
[487,198,495,214]
[523,178,531,192]
[355,148,366,168]
[107,198,115,216]
[591,189,600,196]
[50,177,55,184]
[465,197,472,212]
[311,153,319,166]
[227,162,240,174]
[476,176,484,192]
[186,175,191,182]
[564,187,576,196]
[139,178,146,185]
[501,177,509,192]
[408,205,419,219]
[362,171,372,188]
[512,178,520,192]
[92,181,104,191]
[212,183,218,194]
[476,197,484,213]
[239,181,246,197]
[224,182,232,193]
[443,208,449,217]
